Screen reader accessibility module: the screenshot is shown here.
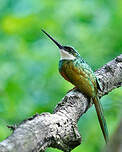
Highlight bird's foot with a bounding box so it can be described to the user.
[67,87,77,93]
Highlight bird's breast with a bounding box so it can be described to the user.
[59,59,97,97]
[59,59,86,82]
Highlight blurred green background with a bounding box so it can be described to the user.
[0,0,122,151]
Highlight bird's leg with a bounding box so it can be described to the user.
[67,87,77,93]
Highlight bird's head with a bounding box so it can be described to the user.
[42,29,79,60]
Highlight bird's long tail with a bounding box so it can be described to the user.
[92,96,109,144]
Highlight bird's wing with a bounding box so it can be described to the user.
[76,61,98,89]
[78,60,109,143]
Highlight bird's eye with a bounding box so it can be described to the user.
[64,46,74,54]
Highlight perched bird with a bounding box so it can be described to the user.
[42,29,109,143]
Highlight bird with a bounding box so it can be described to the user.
[42,29,109,143]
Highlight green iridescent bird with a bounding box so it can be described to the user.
[42,29,109,143]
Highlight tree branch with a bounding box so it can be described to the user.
[0,55,122,152]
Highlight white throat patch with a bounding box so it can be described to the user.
[60,49,76,60]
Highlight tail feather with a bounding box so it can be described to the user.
[92,96,109,144]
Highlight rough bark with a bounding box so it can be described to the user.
[0,54,122,152]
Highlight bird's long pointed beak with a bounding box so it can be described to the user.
[41,29,63,49]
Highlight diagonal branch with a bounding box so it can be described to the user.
[0,55,122,152]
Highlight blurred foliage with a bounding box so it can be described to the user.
[0,0,122,152]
